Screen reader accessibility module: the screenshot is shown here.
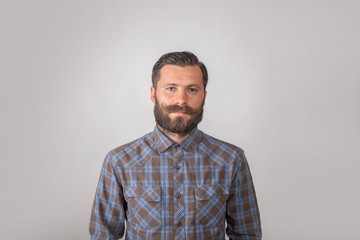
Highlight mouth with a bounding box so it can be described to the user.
[171,111,189,116]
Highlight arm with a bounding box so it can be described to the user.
[226,152,262,240]
[89,153,125,240]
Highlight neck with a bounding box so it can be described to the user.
[157,125,191,144]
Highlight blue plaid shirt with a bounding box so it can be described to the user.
[90,126,261,240]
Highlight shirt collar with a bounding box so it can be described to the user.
[152,125,203,153]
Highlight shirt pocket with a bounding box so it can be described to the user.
[124,185,161,228]
[194,185,229,228]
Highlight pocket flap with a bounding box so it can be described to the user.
[124,185,161,202]
[194,185,229,201]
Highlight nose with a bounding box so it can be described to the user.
[175,89,188,106]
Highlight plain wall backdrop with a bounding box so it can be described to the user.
[1,0,359,239]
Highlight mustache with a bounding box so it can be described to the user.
[161,104,198,115]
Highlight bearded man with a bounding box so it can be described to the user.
[89,51,262,240]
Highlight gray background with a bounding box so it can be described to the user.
[1,0,359,239]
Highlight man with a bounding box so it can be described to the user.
[89,51,262,240]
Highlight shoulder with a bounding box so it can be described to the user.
[198,130,246,164]
[200,130,245,155]
[106,132,156,167]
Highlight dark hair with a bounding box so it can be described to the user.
[152,51,208,89]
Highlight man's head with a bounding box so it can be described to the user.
[152,51,208,90]
[151,51,208,136]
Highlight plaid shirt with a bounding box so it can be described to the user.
[90,126,261,240]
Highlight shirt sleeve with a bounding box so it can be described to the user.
[89,153,125,240]
[226,151,262,240]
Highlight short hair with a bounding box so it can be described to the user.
[152,51,208,90]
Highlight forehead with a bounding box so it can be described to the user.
[158,65,203,86]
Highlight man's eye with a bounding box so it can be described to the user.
[189,88,197,93]
[167,87,175,91]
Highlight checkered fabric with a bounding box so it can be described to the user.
[89,126,261,240]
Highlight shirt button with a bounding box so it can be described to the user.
[176,193,182,198]
[176,222,182,227]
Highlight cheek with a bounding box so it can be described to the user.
[189,95,205,107]
[158,93,175,104]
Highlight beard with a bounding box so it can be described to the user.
[154,97,204,135]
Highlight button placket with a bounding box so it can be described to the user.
[173,146,184,235]
[172,144,180,155]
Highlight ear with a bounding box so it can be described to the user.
[203,90,207,106]
[151,86,156,104]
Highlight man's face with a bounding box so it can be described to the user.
[151,65,207,135]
